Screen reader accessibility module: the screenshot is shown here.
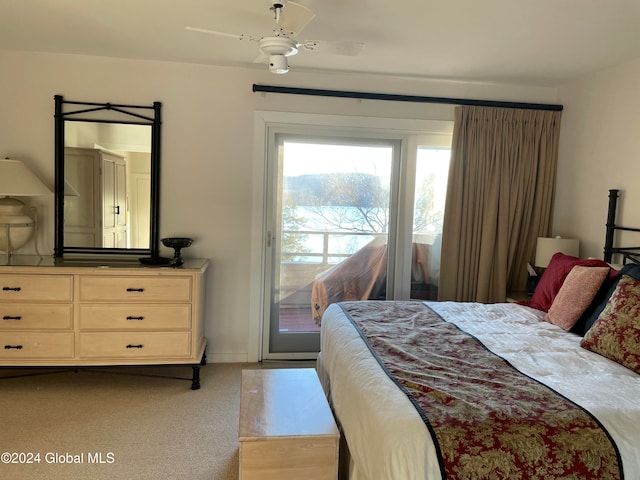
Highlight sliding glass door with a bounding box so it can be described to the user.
[266,135,397,354]
[261,122,451,359]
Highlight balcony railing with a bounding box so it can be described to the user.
[281,229,386,266]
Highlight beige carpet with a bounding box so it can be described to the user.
[0,362,314,480]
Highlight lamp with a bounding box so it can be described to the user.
[0,158,51,261]
[535,236,580,268]
[268,55,289,74]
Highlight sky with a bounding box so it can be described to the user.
[282,142,393,178]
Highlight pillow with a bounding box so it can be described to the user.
[520,252,612,312]
[580,274,640,374]
[572,263,640,335]
[544,266,610,331]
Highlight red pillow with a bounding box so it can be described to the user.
[521,252,612,312]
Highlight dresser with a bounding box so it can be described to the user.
[0,257,208,389]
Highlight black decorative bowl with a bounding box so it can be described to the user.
[161,237,193,267]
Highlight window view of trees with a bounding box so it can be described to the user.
[279,142,393,265]
[280,145,450,265]
[272,139,451,337]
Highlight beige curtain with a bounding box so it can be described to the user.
[438,106,562,302]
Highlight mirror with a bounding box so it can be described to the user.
[54,95,161,259]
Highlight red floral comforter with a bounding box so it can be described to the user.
[340,301,622,480]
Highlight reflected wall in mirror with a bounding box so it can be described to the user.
[54,96,161,258]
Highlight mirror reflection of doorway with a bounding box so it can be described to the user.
[63,122,151,249]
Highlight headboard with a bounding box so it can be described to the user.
[604,189,640,264]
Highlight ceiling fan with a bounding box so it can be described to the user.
[186,1,365,74]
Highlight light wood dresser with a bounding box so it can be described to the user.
[239,368,339,480]
[0,256,208,389]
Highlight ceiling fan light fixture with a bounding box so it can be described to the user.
[259,36,298,56]
[269,54,289,74]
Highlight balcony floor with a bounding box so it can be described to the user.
[278,306,320,332]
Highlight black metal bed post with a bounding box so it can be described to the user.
[604,189,619,263]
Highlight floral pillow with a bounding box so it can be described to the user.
[544,266,610,331]
[572,263,640,335]
[580,274,640,374]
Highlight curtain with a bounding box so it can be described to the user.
[438,106,562,302]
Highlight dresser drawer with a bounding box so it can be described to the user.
[79,332,191,358]
[1,305,73,330]
[0,333,74,359]
[79,304,191,330]
[0,275,73,302]
[79,276,192,302]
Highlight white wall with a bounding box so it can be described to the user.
[0,50,560,362]
[555,58,640,260]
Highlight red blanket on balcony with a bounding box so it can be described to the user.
[340,301,622,480]
[311,240,432,324]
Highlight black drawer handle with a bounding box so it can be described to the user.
[126,344,144,349]
[126,288,145,293]
[2,287,21,292]
[126,316,144,321]
[3,316,22,321]
[4,345,23,350]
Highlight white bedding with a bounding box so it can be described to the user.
[318,301,640,480]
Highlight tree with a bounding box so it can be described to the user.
[296,172,390,233]
[413,173,443,234]
[280,193,310,261]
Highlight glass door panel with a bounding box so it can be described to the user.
[410,147,451,300]
[268,136,395,354]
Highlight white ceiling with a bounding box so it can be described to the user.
[2,0,640,87]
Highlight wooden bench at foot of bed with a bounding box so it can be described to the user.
[238,368,340,480]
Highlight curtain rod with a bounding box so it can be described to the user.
[252,84,563,112]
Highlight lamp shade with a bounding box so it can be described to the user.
[0,158,51,196]
[535,237,580,268]
[0,158,51,256]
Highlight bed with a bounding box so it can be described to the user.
[317,189,640,480]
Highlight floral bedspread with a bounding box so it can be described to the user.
[339,301,622,480]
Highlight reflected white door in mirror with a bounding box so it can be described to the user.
[64,147,129,249]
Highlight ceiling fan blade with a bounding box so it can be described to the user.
[278,1,316,36]
[299,40,366,56]
[185,26,257,42]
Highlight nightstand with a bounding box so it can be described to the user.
[506,291,531,303]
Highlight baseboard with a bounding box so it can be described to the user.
[206,352,249,364]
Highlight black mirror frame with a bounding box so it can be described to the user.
[53,95,162,259]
